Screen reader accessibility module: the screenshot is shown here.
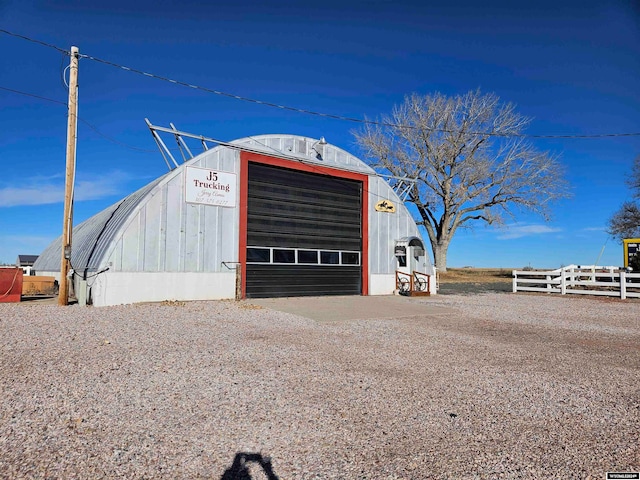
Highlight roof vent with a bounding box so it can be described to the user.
[311,137,327,159]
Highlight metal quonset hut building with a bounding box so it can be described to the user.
[34,134,436,306]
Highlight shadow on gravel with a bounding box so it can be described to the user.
[220,452,280,480]
[438,281,512,295]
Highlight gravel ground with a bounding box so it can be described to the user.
[1,294,638,479]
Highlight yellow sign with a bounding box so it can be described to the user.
[375,199,396,213]
[623,238,640,268]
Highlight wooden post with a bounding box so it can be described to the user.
[59,46,79,306]
[235,264,242,300]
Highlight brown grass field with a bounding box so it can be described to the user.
[438,268,514,284]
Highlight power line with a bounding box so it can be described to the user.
[0,85,157,153]
[77,52,640,139]
[2,28,640,140]
[0,28,70,55]
[0,85,66,105]
[77,118,157,153]
[79,52,378,124]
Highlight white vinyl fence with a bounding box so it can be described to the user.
[512,265,640,299]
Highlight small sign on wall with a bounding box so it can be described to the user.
[185,166,237,207]
[375,199,396,213]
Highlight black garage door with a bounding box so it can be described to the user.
[246,162,362,298]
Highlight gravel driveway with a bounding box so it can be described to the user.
[1,293,638,479]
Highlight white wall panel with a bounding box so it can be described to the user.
[137,206,146,271]
[120,213,140,271]
[202,202,219,272]
[143,190,162,272]
[164,179,183,271]
[369,274,396,295]
[91,271,236,306]
[184,203,201,272]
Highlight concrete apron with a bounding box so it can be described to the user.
[245,294,453,323]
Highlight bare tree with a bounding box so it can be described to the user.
[628,155,640,197]
[607,155,640,241]
[354,90,569,271]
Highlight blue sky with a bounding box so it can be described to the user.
[0,0,638,269]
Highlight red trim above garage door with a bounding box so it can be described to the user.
[239,151,369,298]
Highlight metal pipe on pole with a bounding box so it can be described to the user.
[59,46,79,306]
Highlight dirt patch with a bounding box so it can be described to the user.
[438,281,512,295]
[437,268,513,295]
[438,268,514,284]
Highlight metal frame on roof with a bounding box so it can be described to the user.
[145,119,326,170]
[145,119,417,200]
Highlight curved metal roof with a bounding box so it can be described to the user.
[33,134,377,274]
[33,176,166,273]
[229,134,376,175]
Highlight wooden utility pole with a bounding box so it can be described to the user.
[59,46,79,306]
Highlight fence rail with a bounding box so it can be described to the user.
[512,265,640,299]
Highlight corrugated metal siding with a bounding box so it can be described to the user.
[102,146,241,273]
[367,176,427,274]
[32,176,166,273]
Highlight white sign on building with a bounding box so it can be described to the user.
[184,166,237,207]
